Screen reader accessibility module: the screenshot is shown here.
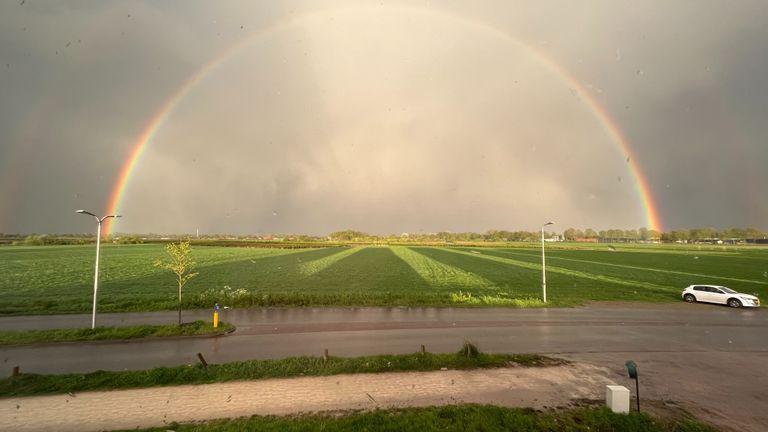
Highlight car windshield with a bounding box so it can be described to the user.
[720,287,737,294]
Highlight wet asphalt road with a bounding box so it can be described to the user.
[1,303,766,374]
[2,304,768,430]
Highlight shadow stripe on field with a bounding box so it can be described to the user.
[389,246,493,289]
[442,248,675,295]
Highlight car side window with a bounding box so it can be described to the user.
[709,287,723,294]
[693,286,704,291]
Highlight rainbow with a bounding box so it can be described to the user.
[524,53,664,233]
[104,5,663,236]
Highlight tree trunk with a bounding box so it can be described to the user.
[178,279,182,326]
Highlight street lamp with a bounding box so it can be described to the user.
[541,221,554,303]
[76,210,121,329]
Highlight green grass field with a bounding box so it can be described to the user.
[123,405,715,432]
[0,244,766,314]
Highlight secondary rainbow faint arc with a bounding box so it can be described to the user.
[104,6,664,236]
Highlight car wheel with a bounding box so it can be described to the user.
[683,294,696,303]
[727,298,742,308]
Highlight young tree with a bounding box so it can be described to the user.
[155,241,198,325]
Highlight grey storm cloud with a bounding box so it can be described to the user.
[1,0,766,235]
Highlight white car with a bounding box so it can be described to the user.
[682,285,760,308]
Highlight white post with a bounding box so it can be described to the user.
[606,385,630,413]
[541,226,547,303]
[77,210,119,330]
[92,220,102,329]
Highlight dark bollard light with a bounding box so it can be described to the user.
[625,360,640,413]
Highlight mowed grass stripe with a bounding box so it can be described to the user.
[301,246,433,295]
[485,248,768,286]
[298,247,361,276]
[390,246,494,289]
[443,248,675,295]
[412,247,545,297]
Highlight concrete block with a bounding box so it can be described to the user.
[606,385,630,413]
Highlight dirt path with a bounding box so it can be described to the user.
[561,352,768,432]
[1,363,615,432]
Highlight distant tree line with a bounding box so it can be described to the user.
[560,226,766,243]
[661,227,766,243]
[328,227,767,244]
[17,234,91,246]
[4,227,767,246]
[562,227,659,242]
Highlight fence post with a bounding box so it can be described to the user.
[197,352,208,367]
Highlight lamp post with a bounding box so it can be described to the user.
[541,221,554,303]
[76,210,121,329]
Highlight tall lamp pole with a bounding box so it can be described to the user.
[76,210,121,329]
[541,221,554,303]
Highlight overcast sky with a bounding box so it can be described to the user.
[1,0,766,235]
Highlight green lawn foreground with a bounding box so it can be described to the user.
[0,344,559,397]
[0,320,233,346]
[124,405,716,432]
[0,243,765,314]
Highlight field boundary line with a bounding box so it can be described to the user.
[442,248,674,294]
[487,249,768,286]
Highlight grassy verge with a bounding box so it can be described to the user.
[124,405,716,432]
[0,344,562,397]
[0,320,234,346]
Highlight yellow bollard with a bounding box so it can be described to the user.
[213,303,220,328]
